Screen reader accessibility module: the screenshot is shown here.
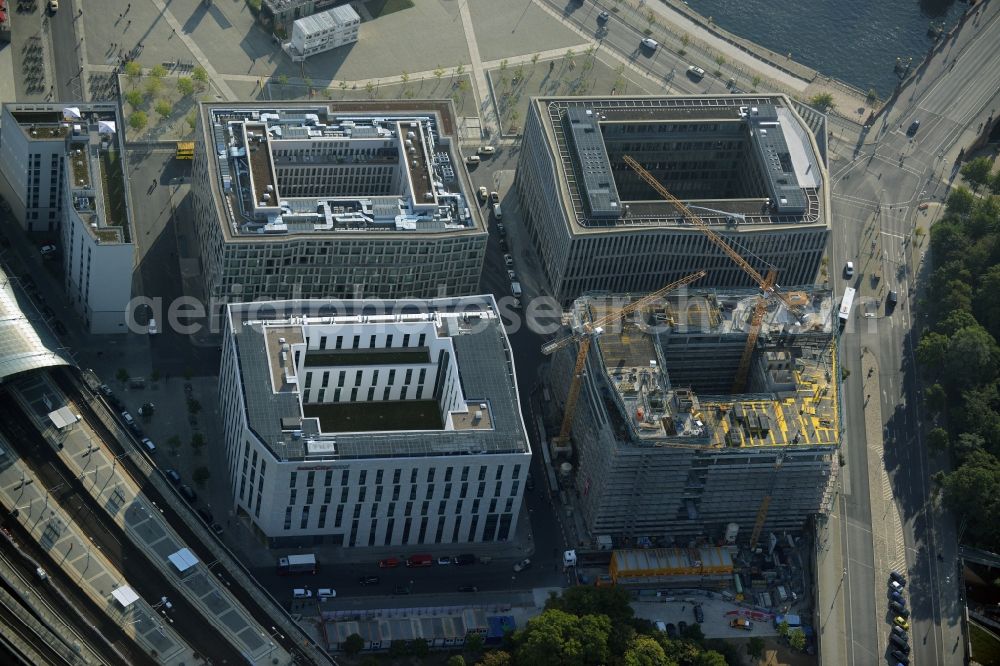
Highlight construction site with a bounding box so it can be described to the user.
[540,158,841,560]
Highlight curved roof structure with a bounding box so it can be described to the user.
[0,266,70,380]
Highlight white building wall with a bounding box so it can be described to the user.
[0,108,64,232]
[61,198,134,334]
[288,6,360,60]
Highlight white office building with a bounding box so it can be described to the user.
[219,296,532,548]
[0,103,135,334]
[191,101,487,307]
[284,5,360,62]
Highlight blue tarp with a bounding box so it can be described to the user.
[486,616,516,644]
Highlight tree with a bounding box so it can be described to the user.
[499,58,508,73]
[563,48,575,69]
[916,331,949,370]
[177,77,195,96]
[388,640,408,657]
[167,435,181,454]
[622,635,667,666]
[546,586,634,625]
[928,427,949,453]
[776,620,790,638]
[446,656,466,666]
[186,111,197,130]
[514,609,611,665]
[990,170,1000,195]
[434,66,445,81]
[477,651,512,666]
[924,383,948,416]
[192,466,210,488]
[365,81,375,98]
[125,61,143,85]
[866,88,878,104]
[945,324,999,390]
[192,65,209,87]
[410,638,429,657]
[961,156,994,192]
[129,111,148,131]
[155,100,172,120]
[116,367,129,383]
[124,89,143,108]
[808,92,835,111]
[191,432,206,454]
[187,398,202,415]
[145,77,163,96]
[947,450,1000,548]
[752,74,762,90]
[747,636,765,662]
[456,63,466,77]
[946,186,976,217]
[343,633,364,656]
[531,53,540,67]
[150,64,167,79]
[715,54,725,67]
[788,628,806,651]
[464,632,484,656]
[401,71,409,86]
[694,652,728,666]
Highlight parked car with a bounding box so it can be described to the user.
[687,65,706,80]
[164,469,181,485]
[378,558,400,568]
[664,623,678,638]
[504,254,513,267]
[196,507,213,524]
[478,186,489,202]
[179,485,197,502]
[454,553,476,566]
[513,558,531,572]
[496,222,505,236]
[457,585,479,592]
[490,191,499,205]
[392,584,412,595]
[890,602,910,618]
[437,556,454,566]
[507,269,517,281]
[53,321,68,336]
[889,570,907,586]
[641,38,658,50]
[891,625,909,640]
[893,616,909,631]
[678,621,688,634]
[479,146,495,156]
[844,261,854,279]
[891,634,910,652]
[39,243,58,256]
[890,649,910,665]
[292,588,312,599]
[694,605,704,623]
[317,588,336,599]
[121,411,135,426]
[406,554,433,567]
[211,523,224,535]
[887,290,898,310]
[890,579,904,592]
[140,437,156,454]
[359,575,381,585]
[597,11,610,22]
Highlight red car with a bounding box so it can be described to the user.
[406,554,433,568]
[378,558,400,569]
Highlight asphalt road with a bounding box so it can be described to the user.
[827,6,1000,665]
[47,3,85,101]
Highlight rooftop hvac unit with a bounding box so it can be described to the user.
[281,351,287,365]
[473,410,482,423]
[479,403,487,410]
[278,337,286,344]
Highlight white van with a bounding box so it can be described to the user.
[479,146,496,155]
[148,318,159,335]
[493,203,502,219]
[293,588,313,598]
[466,155,481,165]
[511,281,522,298]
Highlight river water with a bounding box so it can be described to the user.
[685,0,968,97]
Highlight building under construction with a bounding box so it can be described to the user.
[548,285,840,545]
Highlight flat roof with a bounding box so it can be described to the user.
[304,348,431,367]
[228,296,530,461]
[3,103,133,245]
[532,95,827,233]
[200,101,485,243]
[294,4,359,34]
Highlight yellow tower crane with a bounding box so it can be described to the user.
[620,155,798,392]
[542,270,708,454]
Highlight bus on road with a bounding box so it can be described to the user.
[838,288,856,326]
